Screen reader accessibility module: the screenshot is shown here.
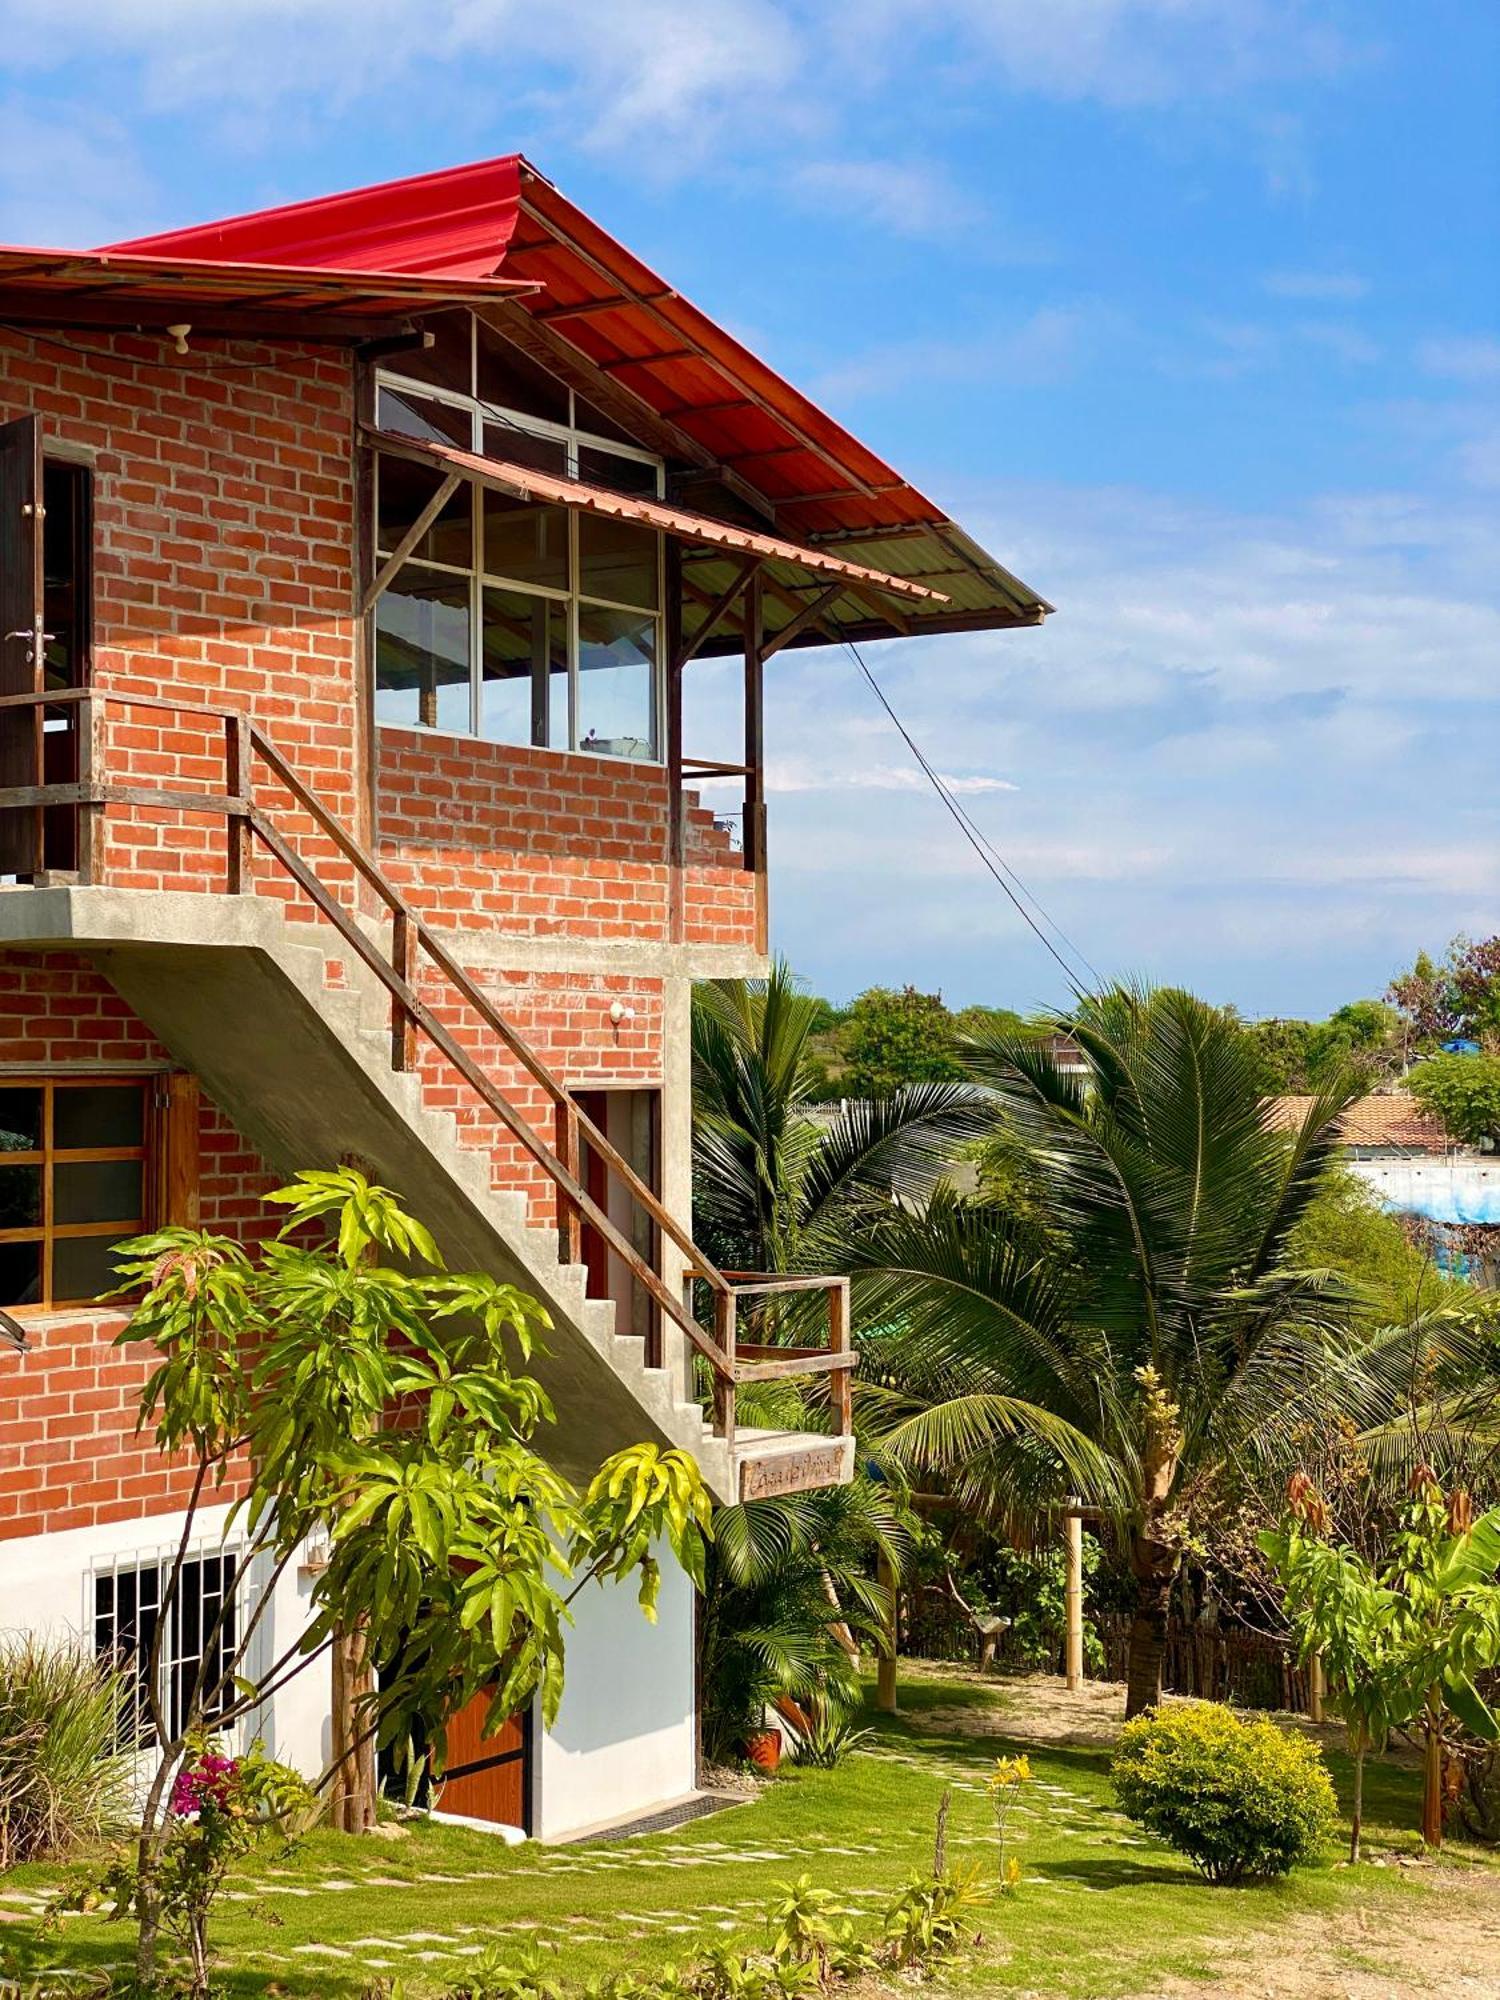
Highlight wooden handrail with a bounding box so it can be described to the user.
[0,686,858,1442]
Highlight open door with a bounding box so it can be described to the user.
[0,414,45,877]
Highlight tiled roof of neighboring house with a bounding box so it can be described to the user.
[1264,1092,1453,1153]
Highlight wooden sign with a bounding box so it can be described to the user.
[740,1441,848,1501]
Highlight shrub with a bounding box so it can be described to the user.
[1111,1702,1337,1884]
[0,1635,134,1867]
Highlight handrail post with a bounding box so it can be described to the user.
[75,692,104,885]
[224,713,253,894]
[713,1287,737,1453]
[389,909,418,1073]
[556,1096,583,1267]
[829,1278,852,1437]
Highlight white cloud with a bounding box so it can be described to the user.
[1417,335,1500,384]
[0,99,160,243]
[811,304,1111,403]
[787,158,985,243]
[1263,269,1370,300]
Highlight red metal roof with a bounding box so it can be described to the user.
[0,243,532,333]
[99,155,1049,642]
[375,428,948,605]
[108,156,527,282]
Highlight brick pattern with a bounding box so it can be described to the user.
[0,953,280,1541]
[0,326,358,903]
[377,729,758,948]
[412,960,666,1209]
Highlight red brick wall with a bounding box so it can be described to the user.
[0,325,358,905]
[376,729,758,949]
[0,952,281,1541]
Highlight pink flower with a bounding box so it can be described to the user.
[168,1754,240,1818]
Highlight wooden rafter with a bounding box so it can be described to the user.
[359,471,461,615]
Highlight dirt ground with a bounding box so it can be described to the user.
[909,1667,1500,2000]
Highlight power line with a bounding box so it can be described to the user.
[839,630,1101,997]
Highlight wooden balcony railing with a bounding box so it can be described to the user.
[0,686,855,1454]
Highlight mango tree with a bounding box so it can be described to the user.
[107,1168,710,1991]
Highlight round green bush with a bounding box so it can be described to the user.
[1111,1701,1337,1884]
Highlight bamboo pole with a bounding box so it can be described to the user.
[1064,1499,1085,1691]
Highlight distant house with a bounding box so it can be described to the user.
[1266,1092,1500,1282]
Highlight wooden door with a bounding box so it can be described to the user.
[0,414,45,876]
[433,1692,530,1830]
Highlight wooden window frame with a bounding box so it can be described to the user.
[0,1071,198,1314]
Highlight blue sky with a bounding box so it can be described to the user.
[2,1,1496,1017]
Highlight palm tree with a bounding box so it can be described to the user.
[846,985,1369,1716]
[691,963,987,1278]
[698,1473,911,1763]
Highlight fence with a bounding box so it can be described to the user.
[902,1587,1310,1715]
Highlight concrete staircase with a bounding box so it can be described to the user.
[0,885,853,1504]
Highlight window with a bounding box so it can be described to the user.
[0,1078,147,1311]
[373,313,664,762]
[93,1546,242,1749]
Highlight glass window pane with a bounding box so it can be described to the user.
[475,322,569,424]
[376,454,472,569]
[0,1087,42,1152]
[54,1085,143,1151]
[481,420,568,478]
[483,492,569,591]
[578,513,658,609]
[376,566,472,734]
[481,589,568,748]
[0,1164,41,1230]
[577,606,658,762]
[575,395,646,450]
[376,385,473,450]
[53,1231,133,1306]
[55,1160,143,1226]
[578,445,661,499]
[387,312,473,396]
[0,1239,42,1308]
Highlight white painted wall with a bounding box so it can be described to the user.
[536,1540,696,1840]
[1350,1154,1500,1225]
[0,1503,327,1779]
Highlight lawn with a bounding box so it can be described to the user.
[2,1667,1492,1999]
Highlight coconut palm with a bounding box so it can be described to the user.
[846,984,1372,1716]
[691,963,987,1278]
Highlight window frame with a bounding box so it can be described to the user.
[91,1538,252,1751]
[0,1074,149,1313]
[373,316,666,763]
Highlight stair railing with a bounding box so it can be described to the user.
[0,685,856,1455]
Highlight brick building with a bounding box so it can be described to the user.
[0,156,1049,1838]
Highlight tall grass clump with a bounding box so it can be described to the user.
[0,1635,135,1866]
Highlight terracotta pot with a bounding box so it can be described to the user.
[743,1727,782,1773]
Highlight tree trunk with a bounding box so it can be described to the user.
[329,1618,378,1835]
[1350,1738,1365,1865]
[1421,1688,1444,1849]
[1124,1530,1178,1718]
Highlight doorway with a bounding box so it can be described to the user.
[576,1088,662,1367]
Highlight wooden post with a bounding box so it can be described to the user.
[1308,1649,1325,1724]
[828,1279,852,1438]
[389,908,417,1073]
[329,1151,379,1836]
[713,1287,737,1454]
[75,691,104,885]
[555,1096,582,1267]
[1064,1498,1085,1692]
[876,1549,899,1714]
[224,713,253,894]
[742,572,767,955]
[664,539,685,945]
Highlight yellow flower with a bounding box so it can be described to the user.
[988,1754,1032,1789]
[1004,1856,1022,1888]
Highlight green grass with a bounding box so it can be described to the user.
[0,1669,1489,1999]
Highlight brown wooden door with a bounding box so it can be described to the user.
[433,1692,531,1830]
[0,414,45,875]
